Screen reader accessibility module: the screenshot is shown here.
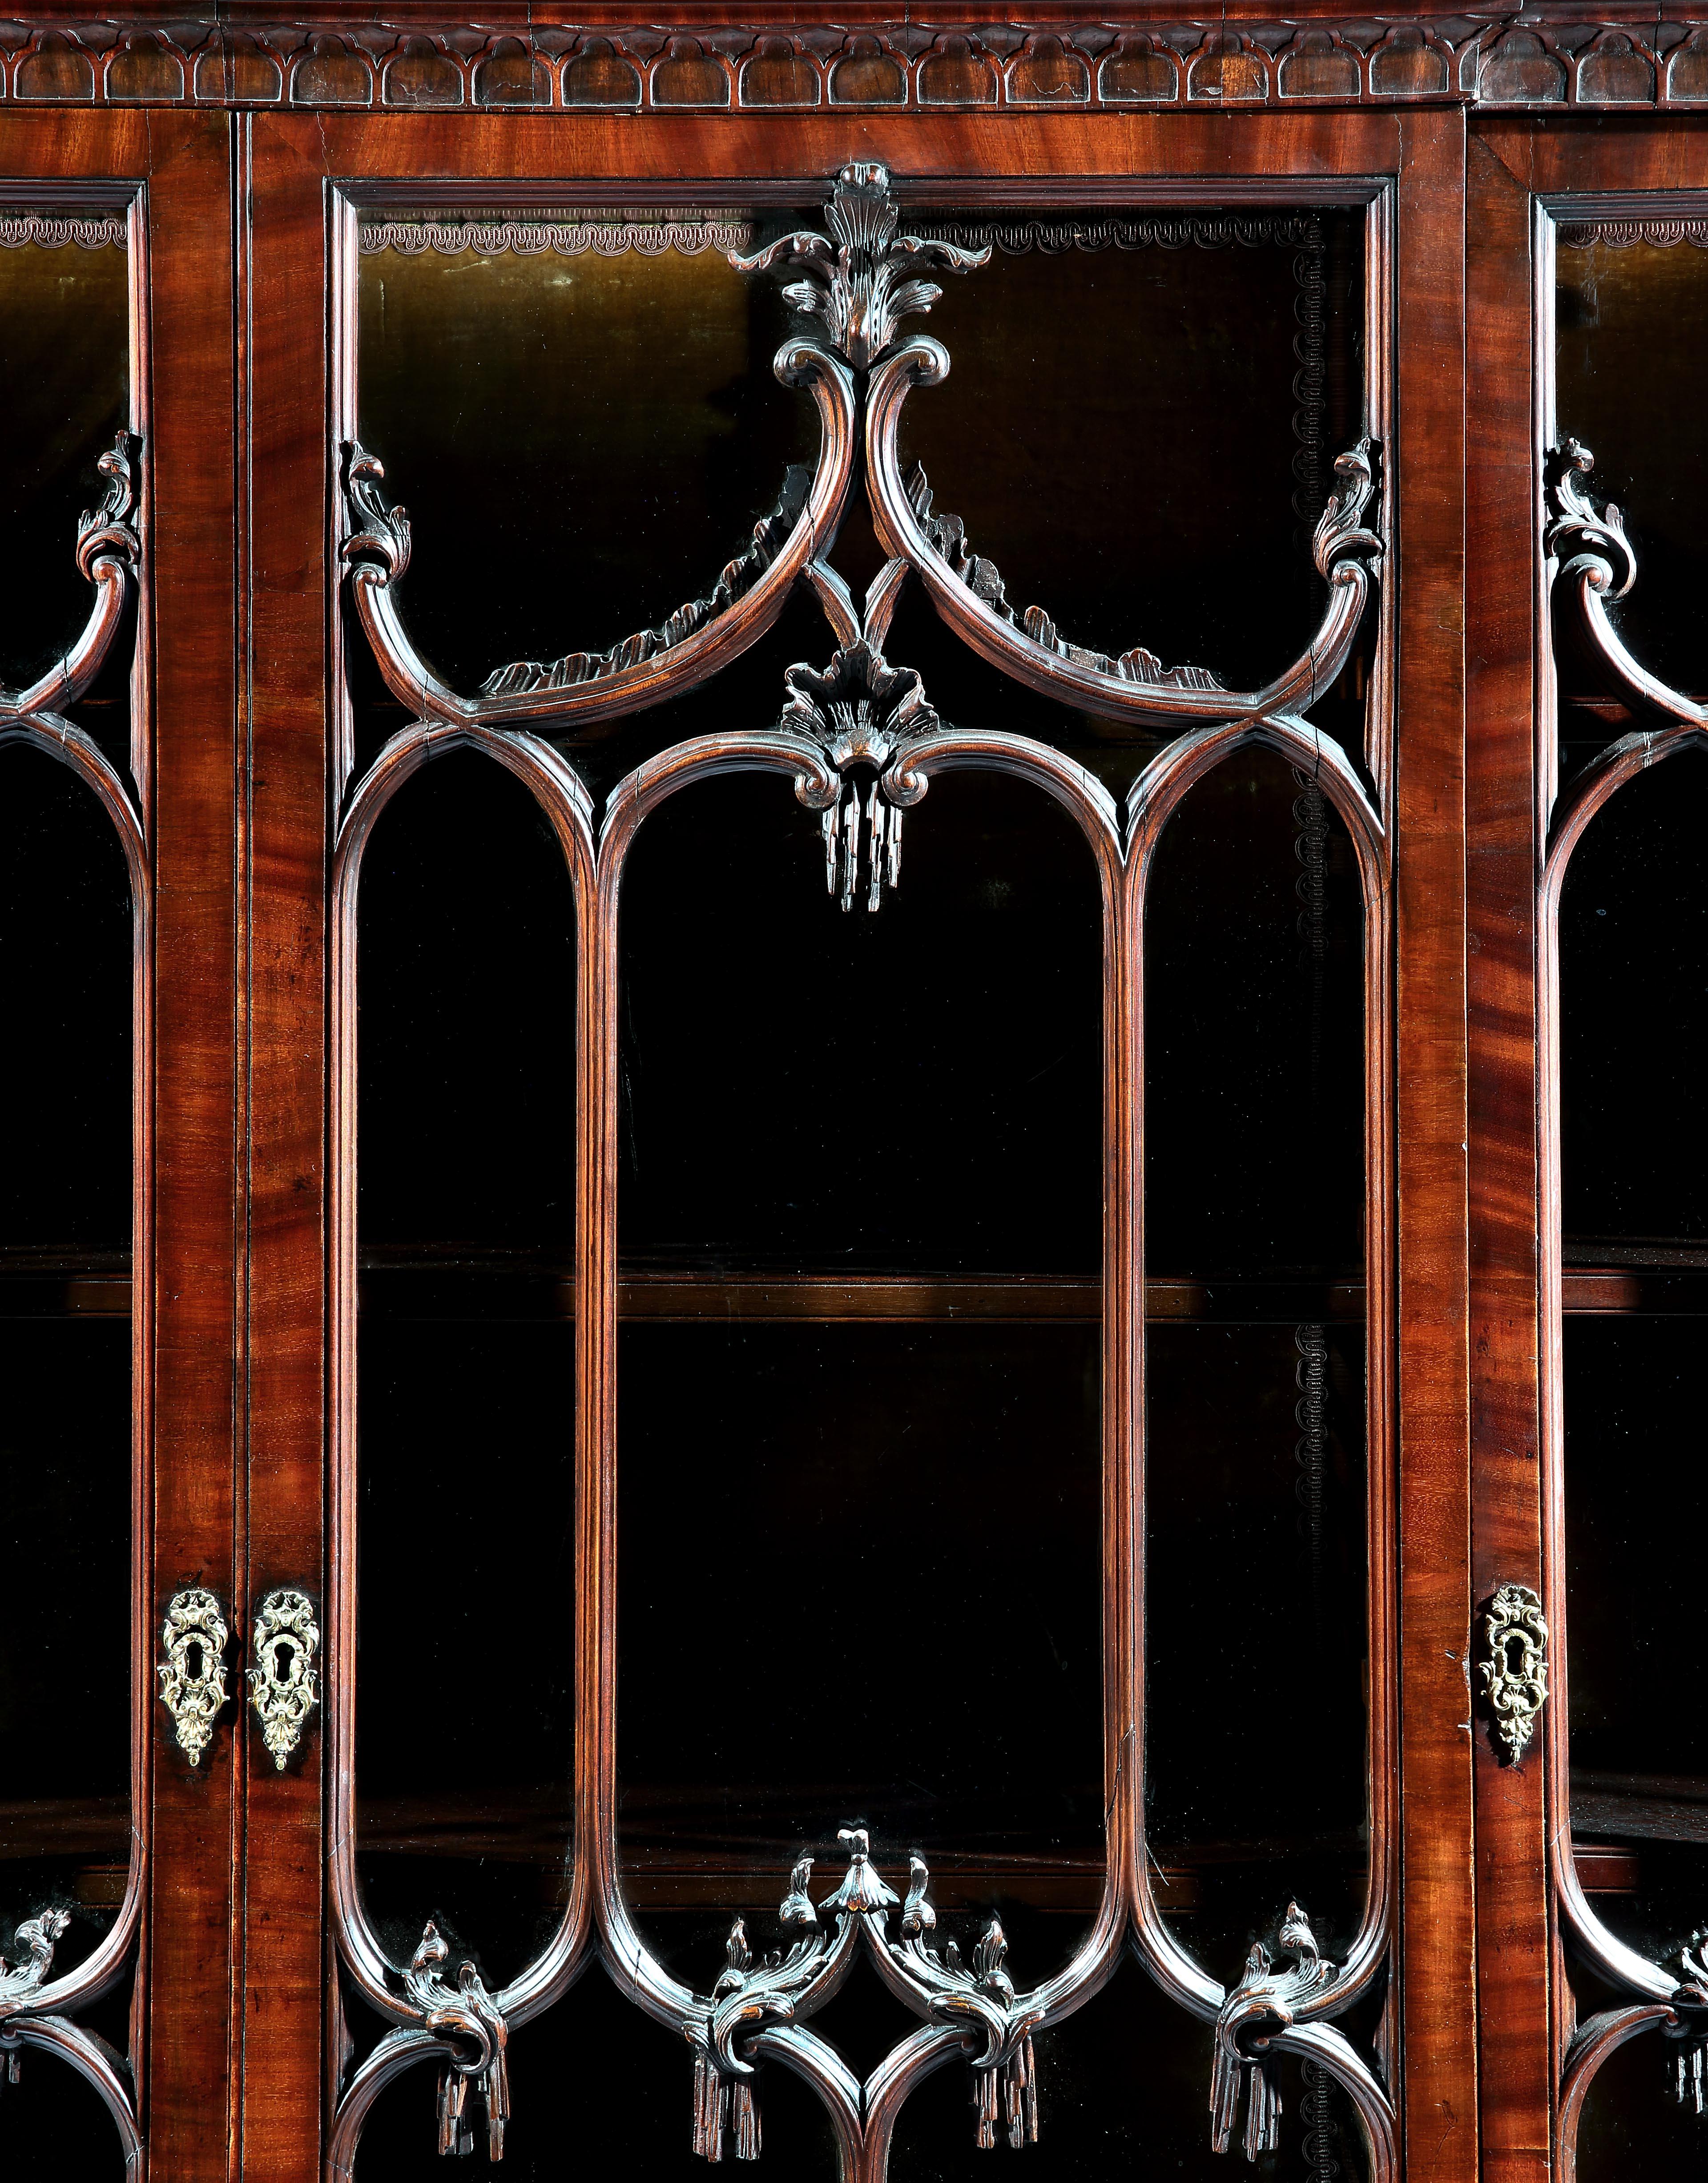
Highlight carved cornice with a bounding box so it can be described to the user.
[2,12,1708,114]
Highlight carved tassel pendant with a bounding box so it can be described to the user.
[866,788,886,912]
[732,2078,760,2161]
[839,787,859,913]
[4,2050,18,2085]
[1017,2035,1039,2143]
[436,2066,470,2158]
[1243,2060,1281,2162]
[693,2053,719,2159]
[1209,2043,1240,2155]
[975,2064,999,2150]
[822,801,839,897]
[483,2049,510,2161]
[887,805,903,892]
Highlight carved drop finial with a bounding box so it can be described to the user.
[731,162,990,368]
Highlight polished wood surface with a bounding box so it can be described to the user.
[19,62,1708,2183]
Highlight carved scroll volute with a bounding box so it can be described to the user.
[341,338,856,731]
[1545,437,1707,732]
[864,331,1384,732]
[0,429,141,722]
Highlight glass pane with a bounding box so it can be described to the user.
[616,767,1105,1990]
[1561,755,1708,1982]
[1144,749,1369,1968]
[354,213,814,722]
[355,752,577,1989]
[897,211,1366,702]
[0,226,128,691]
[1556,232,1708,710]
[0,747,132,1989]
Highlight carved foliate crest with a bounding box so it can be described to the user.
[1545,437,1637,600]
[1210,1902,1336,2162]
[74,431,140,585]
[402,1921,511,2161]
[731,162,989,369]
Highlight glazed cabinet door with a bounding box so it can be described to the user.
[1471,118,1708,2183]
[246,109,1469,2183]
[0,113,238,2183]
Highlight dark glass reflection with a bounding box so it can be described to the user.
[356,753,577,1990]
[1559,756,1708,1248]
[898,211,1366,701]
[1560,759,1708,1988]
[1573,2002,1708,2183]
[355,224,815,698]
[0,749,133,1986]
[1557,237,1708,708]
[616,769,1105,1975]
[0,234,128,692]
[1144,750,1370,1969]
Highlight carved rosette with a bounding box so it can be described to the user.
[1480,1583,1548,1763]
[730,161,989,370]
[1210,1903,1336,2162]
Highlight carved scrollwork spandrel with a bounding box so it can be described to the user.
[1480,1582,1548,1763]
[905,461,1223,694]
[1210,1903,1335,2162]
[157,1586,230,1766]
[0,427,141,725]
[399,1921,511,2160]
[685,1829,1049,2163]
[1546,437,1637,601]
[246,1587,320,1770]
[1663,1933,1708,2110]
[483,464,811,701]
[0,1909,70,2022]
[339,333,856,732]
[730,161,989,370]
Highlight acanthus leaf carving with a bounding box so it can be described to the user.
[881,1856,1043,2150]
[1210,1902,1335,2162]
[482,464,811,700]
[904,461,1225,694]
[0,1908,70,2017]
[1312,437,1383,589]
[686,1828,1045,2163]
[342,442,412,586]
[730,160,989,370]
[1664,1933,1708,2110]
[1545,436,1636,600]
[401,1921,511,2161]
[74,430,140,587]
[783,557,935,910]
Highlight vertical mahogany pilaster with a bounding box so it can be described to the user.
[1392,104,1480,2183]
[1466,118,1553,2183]
[242,110,331,2183]
[144,108,242,2183]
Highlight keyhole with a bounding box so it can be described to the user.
[274,1640,294,1683]
[1504,1636,1526,1673]
[186,1639,205,1681]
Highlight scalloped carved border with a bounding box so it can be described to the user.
[4,16,1708,113]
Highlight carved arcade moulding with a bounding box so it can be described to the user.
[3,11,1708,113]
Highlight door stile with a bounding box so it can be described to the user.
[1391,103,1480,2183]
[143,108,242,2183]
[242,109,333,2183]
[1466,119,1555,2183]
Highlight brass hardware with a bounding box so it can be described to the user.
[157,1587,230,1765]
[1481,1583,1549,1762]
[247,1588,321,1770]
